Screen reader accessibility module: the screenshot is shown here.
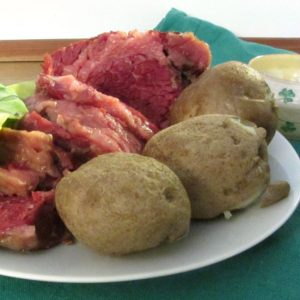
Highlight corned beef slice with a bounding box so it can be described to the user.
[0,128,72,189]
[0,191,66,251]
[0,128,59,177]
[37,74,157,140]
[0,165,40,197]
[0,128,67,197]
[41,31,211,127]
[0,129,69,251]
[21,111,90,159]
[23,74,157,159]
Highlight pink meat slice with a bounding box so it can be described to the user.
[0,129,72,251]
[36,74,157,140]
[0,165,40,197]
[23,75,157,159]
[41,30,211,127]
[21,111,87,153]
[23,100,143,157]
[0,191,67,251]
[0,127,73,189]
[21,111,98,165]
[0,128,59,177]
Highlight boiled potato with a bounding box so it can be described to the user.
[170,61,277,143]
[55,153,191,255]
[143,114,270,219]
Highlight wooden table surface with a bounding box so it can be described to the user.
[0,38,299,85]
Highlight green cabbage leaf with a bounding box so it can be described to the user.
[0,81,35,129]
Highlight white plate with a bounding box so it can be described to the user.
[0,132,299,283]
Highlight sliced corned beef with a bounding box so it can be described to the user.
[0,128,73,194]
[21,111,90,159]
[0,128,59,177]
[0,129,71,251]
[23,75,157,161]
[0,165,40,197]
[37,74,157,140]
[41,30,211,127]
[0,191,67,251]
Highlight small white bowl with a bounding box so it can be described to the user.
[277,102,300,140]
[249,54,300,140]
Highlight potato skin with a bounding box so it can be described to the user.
[55,153,191,255]
[170,61,277,143]
[143,114,270,219]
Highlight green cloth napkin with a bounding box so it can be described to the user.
[0,8,299,300]
[156,8,293,66]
